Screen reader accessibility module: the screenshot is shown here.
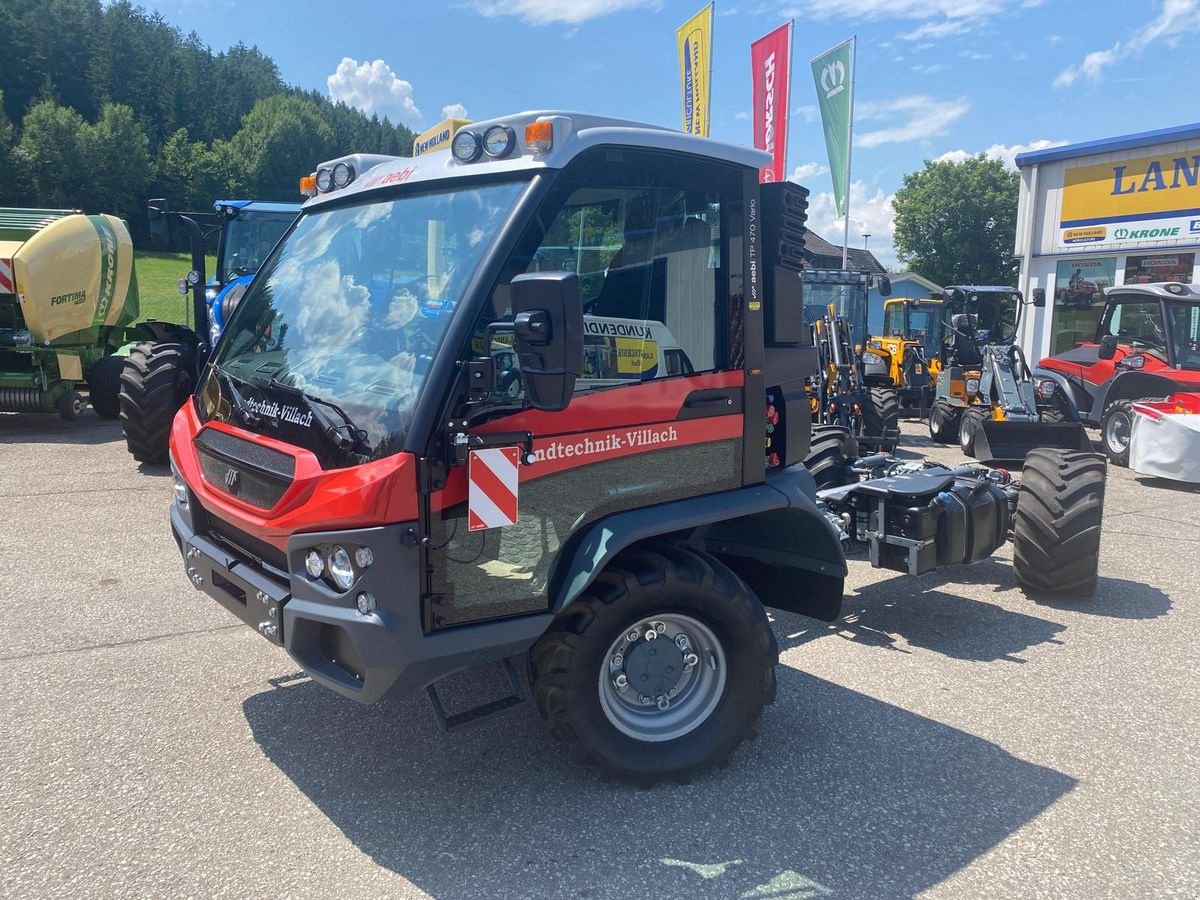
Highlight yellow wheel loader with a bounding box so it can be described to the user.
[861,296,945,413]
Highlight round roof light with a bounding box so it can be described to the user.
[482,125,516,159]
[332,161,355,188]
[315,167,334,192]
[452,129,483,163]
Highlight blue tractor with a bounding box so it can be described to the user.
[118,198,300,463]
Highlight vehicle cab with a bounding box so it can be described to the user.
[168,111,833,705]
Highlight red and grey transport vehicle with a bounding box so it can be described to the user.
[169,112,1106,782]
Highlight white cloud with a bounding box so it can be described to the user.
[782,0,1033,42]
[468,0,654,25]
[899,19,972,40]
[734,111,750,121]
[442,103,469,119]
[911,63,947,74]
[790,162,830,181]
[855,95,970,148]
[959,50,991,60]
[1055,0,1199,87]
[327,58,421,127]
[794,104,819,122]
[806,181,899,267]
[935,138,1068,169]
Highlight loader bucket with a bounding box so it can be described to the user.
[974,420,1094,465]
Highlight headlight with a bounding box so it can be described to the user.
[304,549,324,579]
[356,592,377,616]
[173,476,189,509]
[327,545,355,591]
[354,546,374,568]
[1036,379,1058,401]
[482,125,516,158]
[332,161,355,188]
[862,351,884,365]
[452,130,482,162]
[965,377,981,395]
[315,167,334,192]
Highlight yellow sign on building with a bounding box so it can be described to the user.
[412,118,472,156]
[1060,150,1200,246]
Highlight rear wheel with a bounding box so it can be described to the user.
[87,354,125,419]
[118,341,196,464]
[803,425,858,490]
[1100,399,1135,467]
[959,407,988,457]
[530,545,777,784]
[928,398,961,444]
[861,386,900,438]
[1013,448,1106,599]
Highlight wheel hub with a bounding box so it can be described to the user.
[599,614,725,741]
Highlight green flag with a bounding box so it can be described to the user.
[811,38,854,216]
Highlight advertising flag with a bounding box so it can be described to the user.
[751,22,792,184]
[811,38,855,216]
[677,4,713,137]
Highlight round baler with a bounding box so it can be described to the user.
[0,208,140,419]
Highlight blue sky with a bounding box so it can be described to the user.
[143,0,1200,266]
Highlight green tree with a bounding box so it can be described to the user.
[892,156,1020,286]
[230,95,335,199]
[12,99,87,208]
[78,102,150,219]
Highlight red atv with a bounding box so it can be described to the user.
[1035,282,1200,465]
[1056,271,1101,308]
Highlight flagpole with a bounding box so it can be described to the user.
[842,35,856,269]
[785,19,794,181]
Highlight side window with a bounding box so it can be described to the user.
[530,185,720,392]
[1105,300,1166,352]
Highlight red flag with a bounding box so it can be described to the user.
[751,23,792,184]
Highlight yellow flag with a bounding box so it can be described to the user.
[676,4,713,137]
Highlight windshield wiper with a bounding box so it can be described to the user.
[214,368,263,428]
[262,376,370,455]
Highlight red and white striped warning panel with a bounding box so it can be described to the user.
[468,447,520,531]
[0,259,13,294]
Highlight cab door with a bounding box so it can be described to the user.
[423,149,750,630]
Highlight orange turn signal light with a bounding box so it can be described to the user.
[299,174,317,197]
[525,121,553,154]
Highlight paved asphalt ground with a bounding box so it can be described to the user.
[1,413,1197,899]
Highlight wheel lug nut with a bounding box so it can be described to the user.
[639,695,652,705]
[657,697,670,710]
[675,635,690,650]
[655,622,666,634]
[615,673,628,689]
[684,652,699,667]
[612,654,623,667]
[668,687,678,698]
[627,631,639,642]
[644,628,657,641]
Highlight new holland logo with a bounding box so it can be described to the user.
[223,467,241,494]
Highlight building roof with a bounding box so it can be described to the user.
[1014,122,1200,168]
[887,271,943,292]
[802,230,885,274]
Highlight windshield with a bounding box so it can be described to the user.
[218,211,297,283]
[204,179,529,466]
[906,306,943,359]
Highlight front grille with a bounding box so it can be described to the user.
[195,428,294,510]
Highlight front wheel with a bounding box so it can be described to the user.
[1100,399,1135,467]
[959,407,988,457]
[929,398,961,444]
[530,545,777,784]
[861,386,900,439]
[118,341,196,464]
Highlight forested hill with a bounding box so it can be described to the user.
[0,0,416,235]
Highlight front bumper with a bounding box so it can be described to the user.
[170,501,553,704]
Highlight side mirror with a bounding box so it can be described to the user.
[877,275,892,297]
[1098,333,1118,360]
[508,271,583,412]
[147,197,170,250]
[1032,288,1046,308]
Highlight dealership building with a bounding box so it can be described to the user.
[1014,122,1200,358]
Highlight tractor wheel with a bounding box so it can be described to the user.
[57,389,84,421]
[928,398,961,444]
[959,407,988,457]
[861,386,900,439]
[118,341,196,464]
[87,354,125,419]
[1040,405,1069,424]
[1012,448,1106,599]
[530,544,777,785]
[803,425,858,490]
[1100,399,1135,467]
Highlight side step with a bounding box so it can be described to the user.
[425,656,527,732]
